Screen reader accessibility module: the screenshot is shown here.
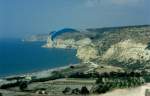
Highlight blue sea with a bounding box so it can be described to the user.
[0,39,79,77]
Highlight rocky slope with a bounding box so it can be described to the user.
[43,25,150,70]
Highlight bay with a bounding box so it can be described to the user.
[0,39,79,77]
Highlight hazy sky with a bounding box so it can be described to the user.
[0,0,150,38]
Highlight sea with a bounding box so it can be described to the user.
[0,38,79,77]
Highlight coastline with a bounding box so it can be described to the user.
[0,63,79,79]
[30,63,79,78]
[0,39,79,79]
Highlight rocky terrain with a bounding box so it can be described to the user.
[43,25,150,70]
[0,25,150,96]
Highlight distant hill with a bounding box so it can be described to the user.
[23,34,49,42]
[86,25,150,53]
[50,28,78,41]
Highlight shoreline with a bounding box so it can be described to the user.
[0,63,79,80]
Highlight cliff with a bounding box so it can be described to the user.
[43,25,150,70]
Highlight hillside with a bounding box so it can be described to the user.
[1,25,150,96]
[23,34,49,42]
[43,25,150,71]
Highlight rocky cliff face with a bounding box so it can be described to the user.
[43,25,150,70]
[76,45,98,62]
[42,36,53,47]
[103,40,150,62]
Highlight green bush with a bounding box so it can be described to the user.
[62,87,72,94]
[19,81,28,91]
[94,76,145,94]
[0,93,2,96]
[71,88,80,94]
[80,86,90,95]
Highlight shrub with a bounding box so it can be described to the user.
[80,86,89,95]
[0,93,2,96]
[19,81,28,91]
[146,42,150,50]
[62,87,72,94]
[72,88,80,94]
[94,76,145,94]
[0,81,20,89]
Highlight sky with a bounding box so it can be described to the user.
[0,0,150,38]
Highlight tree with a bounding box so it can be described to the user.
[62,87,72,94]
[80,86,90,95]
[19,81,28,91]
[0,93,2,96]
[94,84,110,94]
[72,88,80,94]
[96,78,104,84]
[70,65,75,69]
[146,42,150,50]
